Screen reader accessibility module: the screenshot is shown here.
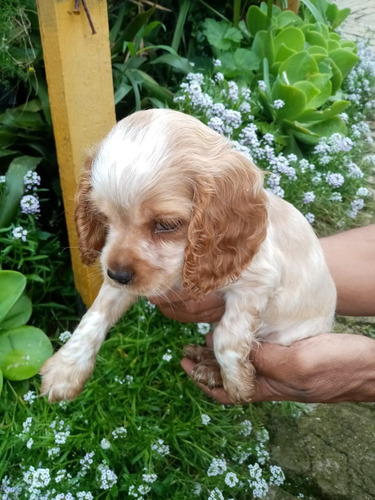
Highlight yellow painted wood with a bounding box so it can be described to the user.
[36,0,116,306]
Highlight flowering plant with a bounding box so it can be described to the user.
[173,36,374,227]
[0,301,292,499]
[202,1,359,152]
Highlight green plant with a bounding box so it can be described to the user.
[201,0,358,152]
[110,4,192,114]
[248,2,358,149]
[0,270,52,395]
[0,301,290,498]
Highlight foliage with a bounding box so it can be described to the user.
[0,0,38,91]
[173,43,374,229]
[201,0,359,151]
[0,301,291,499]
[109,3,192,115]
[0,270,52,394]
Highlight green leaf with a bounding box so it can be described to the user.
[300,0,326,24]
[0,271,26,324]
[307,73,332,107]
[275,43,296,63]
[329,48,359,80]
[290,116,347,144]
[203,19,243,51]
[252,30,275,67]
[272,79,307,119]
[114,82,132,105]
[0,369,2,395]
[305,30,328,49]
[326,3,350,29]
[219,48,260,78]
[246,5,268,36]
[328,58,342,95]
[293,81,320,105]
[299,100,350,122]
[274,27,305,54]
[278,51,319,84]
[0,326,52,381]
[1,295,32,330]
[275,10,299,27]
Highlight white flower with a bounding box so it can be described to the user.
[24,170,41,190]
[77,492,94,500]
[269,465,285,486]
[142,472,157,483]
[208,487,224,500]
[225,472,239,487]
[48,446,61,458]
[239,419,252,437]
[12,226,28,242]
[0,175,6,183]
[97,462,118,490]
[356,187,369,197]
[162,349,172,362]
[273,99,285,109]
[258,80,266,91]
[59,331,72,343]
[22,416,33,434]
[20,194,40,214]
[26,438,34,449]
[151,438,170,456]
[197,323,210,335]
[112,426,127,439]
[325,172,345,188]
[304,212,315,224]
[207,457,227,476]
[23,466,51,488]
[23,390,37,405]
[100,438,111,449]
[330,192,343,202]
[201,414,211,425]
[303,191,316,204]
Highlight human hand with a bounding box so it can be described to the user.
[149,287,225,324]
[181,332,375,404]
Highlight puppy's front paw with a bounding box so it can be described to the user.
[222,360,256,404]
[40,350,94,402]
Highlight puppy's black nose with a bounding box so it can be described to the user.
[107,268,134,285]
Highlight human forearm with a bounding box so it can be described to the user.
[320,224,375,317]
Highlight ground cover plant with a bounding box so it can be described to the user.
[0,0,375,498]
[0,301,290,499]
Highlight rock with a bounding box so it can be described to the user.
[266,403,375,499]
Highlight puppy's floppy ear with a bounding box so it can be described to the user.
[183,151,268,298]
[74,152,107,265]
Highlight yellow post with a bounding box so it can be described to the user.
[36,0,116,306]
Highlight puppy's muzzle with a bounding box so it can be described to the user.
[107,268,134,285]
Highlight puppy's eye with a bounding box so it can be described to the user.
[154,220,179,233]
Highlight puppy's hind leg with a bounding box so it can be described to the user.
[40,282,136,402]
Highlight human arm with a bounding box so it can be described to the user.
[149,224,375,403]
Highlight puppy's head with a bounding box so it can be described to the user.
[75,109,268,298]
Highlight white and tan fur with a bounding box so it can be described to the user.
[40,109,336,403]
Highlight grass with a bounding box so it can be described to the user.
[0,299,290,499]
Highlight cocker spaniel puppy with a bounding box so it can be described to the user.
[40,109,336,403]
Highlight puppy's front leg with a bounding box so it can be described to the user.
[40,282,136,402]
[213,312,257,404]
